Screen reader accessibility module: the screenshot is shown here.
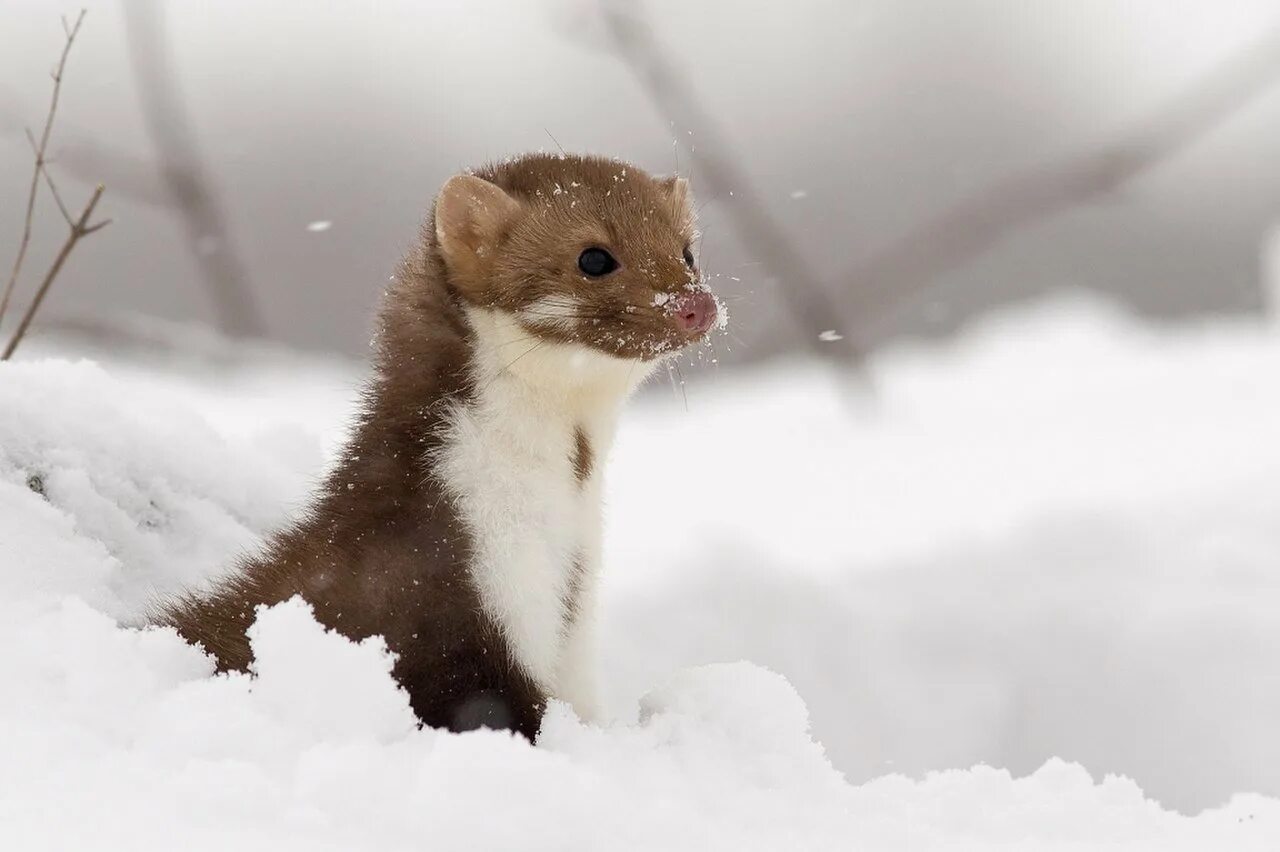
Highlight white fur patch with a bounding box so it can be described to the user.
[434,306,654,715]
[518,294,584,334]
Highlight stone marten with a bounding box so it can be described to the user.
[160,153,722,741]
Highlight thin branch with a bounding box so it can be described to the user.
[26,127,76,226]
[40,167,76,227]
[123,0,265,338]
[0,8,86,327]
[842,24,1280,338]
[2,185,109,360]
[598,0,861,365]
[1,9,110,360]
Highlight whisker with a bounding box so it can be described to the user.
[519,311,642,322]
[489,334,548,351]
[519,310,667,327]
[501,340,547,373]
[664,360,681,401]
[702,330,725,369]
[672,359,689,412]
[544,128,567,156]
[474,339,548,397]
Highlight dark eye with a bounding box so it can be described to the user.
[682,245,696,268]
[578,247,618,277]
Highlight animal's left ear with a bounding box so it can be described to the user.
[659,176,693,220]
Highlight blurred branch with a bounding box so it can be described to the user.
[598,0,861,365]
[123,0,264,338]
[2,87,188,207]
[2,10,111,361]
[842,25,1280,338]
[1,10,86,329]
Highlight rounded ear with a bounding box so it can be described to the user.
[659,175,693,221]
[434,174,522,277]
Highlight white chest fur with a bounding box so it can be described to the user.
[434,307,653,711]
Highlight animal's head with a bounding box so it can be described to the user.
[432,153,722,362]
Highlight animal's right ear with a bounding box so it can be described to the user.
[658,175,693,224]
[434,174,522,281]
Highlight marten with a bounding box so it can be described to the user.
[159,153,721,741]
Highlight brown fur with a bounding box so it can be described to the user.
[158,153,710,742]
[572,426,594,485]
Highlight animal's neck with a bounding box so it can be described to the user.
[434,307,652,697]
[463,306,653,427]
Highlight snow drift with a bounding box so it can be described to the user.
[2,296,1279,848]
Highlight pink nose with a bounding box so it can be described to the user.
[670,290,718,335]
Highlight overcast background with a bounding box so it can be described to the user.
[4,0,1280,364]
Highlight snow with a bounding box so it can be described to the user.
[606,297,1280,812]
[2,295,1280,848]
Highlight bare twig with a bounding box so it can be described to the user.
[842,24,1280,339]
[598,0,860,365]
[0,9,86,328]
[1,10,111,360]
[123,0,264,337]
[2,186,110,360]
[26,128,75,226]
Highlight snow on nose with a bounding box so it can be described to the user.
[670,290,718,335]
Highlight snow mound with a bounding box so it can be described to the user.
[605,296,1280,811]
[4,300,1280,847]
[3,589,1273,850]
[0,359,307,618]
